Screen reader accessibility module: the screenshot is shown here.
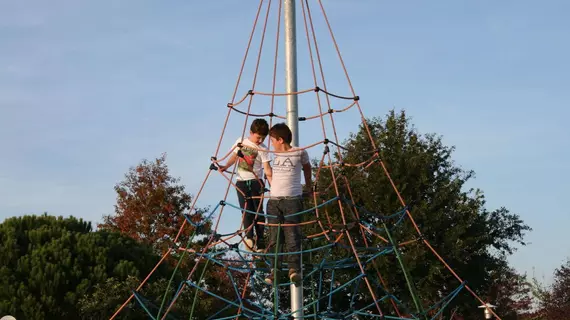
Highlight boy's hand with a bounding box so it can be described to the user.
[302,191,313,199]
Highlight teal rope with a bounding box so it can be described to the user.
[156,228,198,318]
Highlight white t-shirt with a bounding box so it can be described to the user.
[270,147,310,197]
[232,138,270,181]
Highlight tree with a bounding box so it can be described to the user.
[99,154,211,255]
[97,154,251,319]
[0,214,170,319]
[530,258,570,319]
[486,261,534,318]
[300,110,532,319]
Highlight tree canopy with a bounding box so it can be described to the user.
[300,110,532,319]
[0,214,168,319]
[99,153,211,255]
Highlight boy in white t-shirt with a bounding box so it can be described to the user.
[264,123,312,285]
[218,119,273,252]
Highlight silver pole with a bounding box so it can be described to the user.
[284,0,299,147]
[284,0,303,318]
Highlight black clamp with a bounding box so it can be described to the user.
[209,233,221,242]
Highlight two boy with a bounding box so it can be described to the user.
[217,119,311,284]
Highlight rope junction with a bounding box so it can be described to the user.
[109,1,502,319]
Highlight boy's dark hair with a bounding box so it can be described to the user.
[269,123,292,144]
[250,118,269,136]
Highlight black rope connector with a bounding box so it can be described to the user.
[323,145,330,154]
[209,163,218,171]
[211,156,217,161]
[229,243,239,250]
[298,117,306,121]
[269,112,275,117]
[327,109,334,114]
[227,103,232,108]
[237,150,244,158]
[353,96,360,101]
[210,233,221,241]
[323,138,329,144]
[219,200,226,206]
[248,89,254,95]
[237,142,243,148]
[314,86,320,92]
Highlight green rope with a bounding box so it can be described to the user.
[273,223,282,317]
[383,221,425,318]
[156,230,198,319]
[188,258,211,320]
[310,250,317,320]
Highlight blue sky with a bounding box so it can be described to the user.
[1,0,568,287]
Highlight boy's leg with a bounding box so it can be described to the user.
[265,199,283,284]
[236,181,254,250]
[250,179,266,250]
[282,198,303,280]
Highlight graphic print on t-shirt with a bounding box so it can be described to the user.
[238,146,258,173]
[273,156,294,172]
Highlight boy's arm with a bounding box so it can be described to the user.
[263,161,272,185]
[218,153,238,172]
[302,161,313,193]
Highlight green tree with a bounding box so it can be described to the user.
[0,214,169,319]
[299,110,531,319]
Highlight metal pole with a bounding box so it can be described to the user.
[284,0,303,318]
[284,0,299,147]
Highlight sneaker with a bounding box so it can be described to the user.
[243,237,255,252]
[289,269,302,283]
[255,240,266,253]
[264,269,274,285]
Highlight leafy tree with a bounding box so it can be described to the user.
[486,261,533,318]
[530,258,570,319]
[99,153,212,255]
[0,214,169,319]
[297,110,532,319]
[97,153,251,319]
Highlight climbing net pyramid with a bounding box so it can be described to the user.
[110,1,502,319]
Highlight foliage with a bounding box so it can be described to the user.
[99,153,211,256]
[529,258,570,319]
[97,153,246,319]
[298,109,532,319]
[0,214,167,319]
